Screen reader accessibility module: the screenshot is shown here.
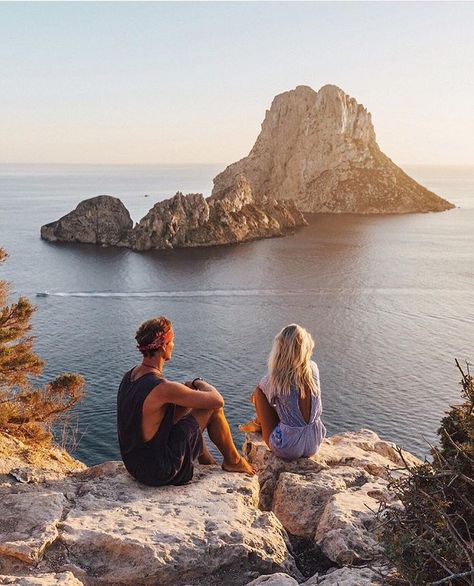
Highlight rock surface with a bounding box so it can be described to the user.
[41,176,306,250]
[0,573,83,585]
[129,175,306,251]
[59,462,298,585]
[0,460,298,586]
[244,429,420,566]
[0,432,86,483]
[0,429,416,585]
[246,573,299,586]
[0,488,66,563]
[303,566,384,585]
[40,196,133,246]
[212,84,454,214]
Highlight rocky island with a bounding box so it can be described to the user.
[213,84,454,214]
[40,176,306,250]
[41,84,453,250]
[0,428,420,585]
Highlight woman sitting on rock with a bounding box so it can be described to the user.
[240,324,326,459]
[117,316,254,486]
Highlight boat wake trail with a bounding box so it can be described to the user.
[35,287,469,299]
[36,289,299,299]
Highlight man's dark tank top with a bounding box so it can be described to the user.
[117,369,202,486]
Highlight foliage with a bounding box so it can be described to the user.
[0,248,85,445]
[381,360,474,585]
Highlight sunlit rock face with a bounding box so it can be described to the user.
[244,429,421,568]
[0,461,299,586]
[0,431,86,482]
[130,174,306,251]
[0,429,419,584]
[0,572,83,585]
[212,85,454,213]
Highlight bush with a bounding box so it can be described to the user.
[0,248,85,446]
[381,360,474,585]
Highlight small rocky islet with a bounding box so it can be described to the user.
[40,84,454,251]
[40,175,306,251]
[0,428,420,585]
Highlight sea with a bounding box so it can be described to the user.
[0,163,472,465]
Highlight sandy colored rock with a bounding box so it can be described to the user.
[303,566,383,585]
[0,489,66,563]
[126,175,306,250]
[59,461,299,585]
[40,195,133,246]
[244,429,420,566]
[0,432,86,483]
[316,429,421,479]
[0,429,419,584]
[243,428,419,511]
[314,481,390,565]
[0,572,83,585]
[213,84,454,214]
[272,467,374,538]
[243,433,328,510]
[246,573,299,586]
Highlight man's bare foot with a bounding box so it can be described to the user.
[222,455,255,475]
[239,419,262,433]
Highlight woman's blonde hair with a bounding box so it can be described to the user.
[267,324,318,400]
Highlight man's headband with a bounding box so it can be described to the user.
[137,329,173,352]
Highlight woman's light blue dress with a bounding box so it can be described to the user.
[258,361,326,460]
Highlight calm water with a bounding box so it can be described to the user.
[0,164,473,464]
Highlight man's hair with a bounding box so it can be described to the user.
[135,316,172,357]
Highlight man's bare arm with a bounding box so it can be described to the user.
[158,380,224,410]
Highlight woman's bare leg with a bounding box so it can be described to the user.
[239,389,262,432]
[254,387,280,447]
[191,407,254,474]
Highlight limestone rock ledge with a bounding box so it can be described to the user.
[243,429,420,571]
[40,176,307,251]
[0,429,419,585]
[0,461,298,586]
[0,432,86,483]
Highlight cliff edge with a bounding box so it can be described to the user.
[212,85,454,214]
[0,429,420,585]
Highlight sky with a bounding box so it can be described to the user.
[1,1,473,166]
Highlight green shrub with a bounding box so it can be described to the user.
[382,360,474,585]
[0,248,85,446]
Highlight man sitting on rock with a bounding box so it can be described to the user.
[117,316,254,486]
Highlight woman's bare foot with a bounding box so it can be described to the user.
[222,455,255,475]
[239,419,262,433]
